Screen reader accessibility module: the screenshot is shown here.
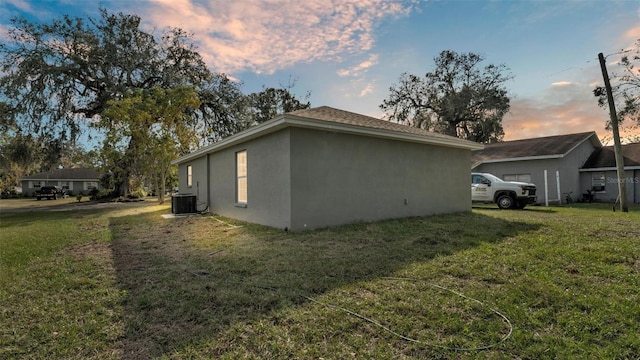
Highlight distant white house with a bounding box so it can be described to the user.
[20,168,101,196]
[172,106,483,230]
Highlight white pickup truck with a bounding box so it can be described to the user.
[471,173,537,209]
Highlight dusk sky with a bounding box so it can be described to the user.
[2,0,639,143]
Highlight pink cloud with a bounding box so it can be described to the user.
[504,81,609,141]
[144,0,415,74]
[505,80,640,144]
[624,25,640,40]
[337,54,379,77]
[6,0,33,12]
[505,21,640,145]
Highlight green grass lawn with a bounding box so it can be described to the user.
[1,203,639,359]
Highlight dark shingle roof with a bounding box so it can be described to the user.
[472,132,600,166]
[174,106,483,165]
[581,143,640,169]
[287,106,458,141]
[21,168,100,181]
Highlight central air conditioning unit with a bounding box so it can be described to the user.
[171,194,197,214]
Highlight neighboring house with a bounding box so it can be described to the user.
[471,132,602,204]
[580,143,640,204]
[172,106,483,230]
[20,168,101,197]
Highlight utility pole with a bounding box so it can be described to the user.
[598,52,628,212]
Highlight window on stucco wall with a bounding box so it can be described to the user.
[187,165,193,187]
[59,181,72,190]
[504,174,531,183]
[236,150,247,205]
[591,172,605,192]
[84,181,98,190]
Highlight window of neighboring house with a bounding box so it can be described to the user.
[504,174,531,183]
[591,172,606,192]
[84,181,98,191]
[187,165,193,187]
[236,150,247,205]
[30,181,42,188]
[59,181,73,191]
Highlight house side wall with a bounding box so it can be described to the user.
[474,140,596,204]
[636,170,640,204]
[562,140,599,200]
[288,128,470,231]
[474,159,561,204]
[207,129,292,229]
[21,179,99,196]
[580,169,639,203]
[178,156,209,211]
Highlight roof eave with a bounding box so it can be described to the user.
[172,115,288,165]
[473,154,564,168]
[564,131,601,156]
[472,132,601,168]
[580,166,640,172]
[283,114,484,150]
[173,114,483,165]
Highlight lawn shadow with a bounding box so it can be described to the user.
[472,204,558,213]
[109,210,540,358]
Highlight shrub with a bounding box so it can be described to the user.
[128,188,147,199]
[89,187,100,200]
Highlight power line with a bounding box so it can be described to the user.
[542,49,633,79]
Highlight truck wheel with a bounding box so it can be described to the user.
[37,196,41,201]
[497,194,515,209]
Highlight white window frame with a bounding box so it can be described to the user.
[236,150,247,205]
[504,174,531,183]
[187,165,193,187]
[84,181,98,191]
[591,172,606,192]
[29,181,42,188]
[59,181,73,191]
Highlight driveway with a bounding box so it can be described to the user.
[0,197,161,213]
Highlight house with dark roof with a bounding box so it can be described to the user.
[579,143,640,203]
[20,168,101,197]
[472,132,602,204]
[172,106,483,230]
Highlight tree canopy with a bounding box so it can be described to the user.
[247,82,311,125]
[101,86,201,200]
[594,40,640,142]
[380,51,512,143]
[0,9,212,141]
[0,9,310,195]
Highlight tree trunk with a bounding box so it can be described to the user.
[121,170,130,197]
[160,171,166,205]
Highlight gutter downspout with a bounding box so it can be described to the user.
[206,153,211,212]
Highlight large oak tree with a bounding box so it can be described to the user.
[0,9,244,195]
[1,9,312,196]
[381,51,512,143]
